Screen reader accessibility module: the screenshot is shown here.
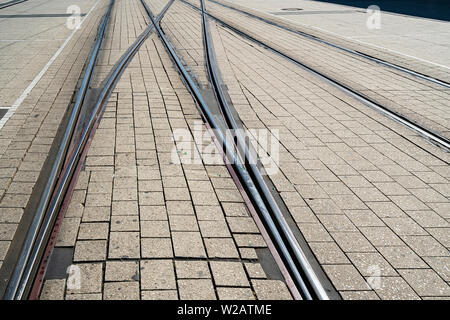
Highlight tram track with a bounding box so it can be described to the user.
[181,0,450,153]
[1,0,175,300]
[142,0,336,300]
[206,0,450,90]
[0,0,28,10]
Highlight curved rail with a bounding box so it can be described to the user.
[182,0,450,153]
[0,0,28,10]
[142,0,331,300]
[207,0,450,89]
[199,0,329,300]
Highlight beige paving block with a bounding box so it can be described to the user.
[210,261,250,287]
[204,238,239,258]
[323,265,370,291]
[169,215,199,231]
[139,191,165,206]
[0,241,10,260]
[141,238,173,258]
[233,234,266,248]
[240,247,258,260]
[55,218,80,247]
[377,246,427,269]
[331,232,375,252]
[140,206,167,220]
[226,217,259,233]
[309,242,349,264]
[344,210,384,227]
[347,252,397,276]
[359,226,404,246]
[252,280,292,300]
[178,279,216,300]
[85,193,111,207]
[111,216,139,231]
[0,207,23,223]
[374,277,420,300]
[78,223,109,240]
[401,235,449,257]
[141,290,178,300]
[423,257,450,281]
[318,214,358,232]
[141,260,176,290]
[65,293,102,300]
[109,232,140,259]
[105,261,139,282]
[40,279,66,300]
[195,205,224,220]
[0,223,17,240]
[66,263,103,294]
[340,291,380,300]
[74,240,107,262]
[244,263,266,279]
[383,217,427,236]
[222,202,249,217]
[112,201,138,216]
[166,201,194,215]
[175,260,211,279]
[297,223,333,242]
[398,269,450,297]
[172,231,206,258]
[82,206,110,222]
[141,220,170,237]
[199,220,231,238]
[104,282,140,300]
[217,287,255,300]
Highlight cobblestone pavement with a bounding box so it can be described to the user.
[209,13,450,300]
[38,4,293,298]
[184,0,450,139]
[212,0,450,84]
[0,0,110,271]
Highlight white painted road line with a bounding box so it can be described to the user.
[0,0,101,130]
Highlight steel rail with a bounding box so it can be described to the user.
[207,0,450,89]
[3,0,115,300]
[4,0,174,300]
[141,0,331,300]
[199,0,329,300]
[0,0,28,10]
[182,0,450,152]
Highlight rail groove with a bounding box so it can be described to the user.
[3,0,174,300]
[207,0,450,89]
[182,0,450,153]
[143,0,333,300]
[0,0,28,10]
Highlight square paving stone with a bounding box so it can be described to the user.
[175,261,210,279]
[141,220,170,237]
[323,264,370,291]
[217,287,255,300]
[141,260,176,290]
[172,232,206,258]
[398,269,450,297]
[210,261,249,287]
[73,240,107,261]
[204,238,239,258]
[104,282,140,300]
[141,238,173,258]
[252,280,292,300]
[108,232,140,259]
[178,279,216,300]
[105,261,139,282]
